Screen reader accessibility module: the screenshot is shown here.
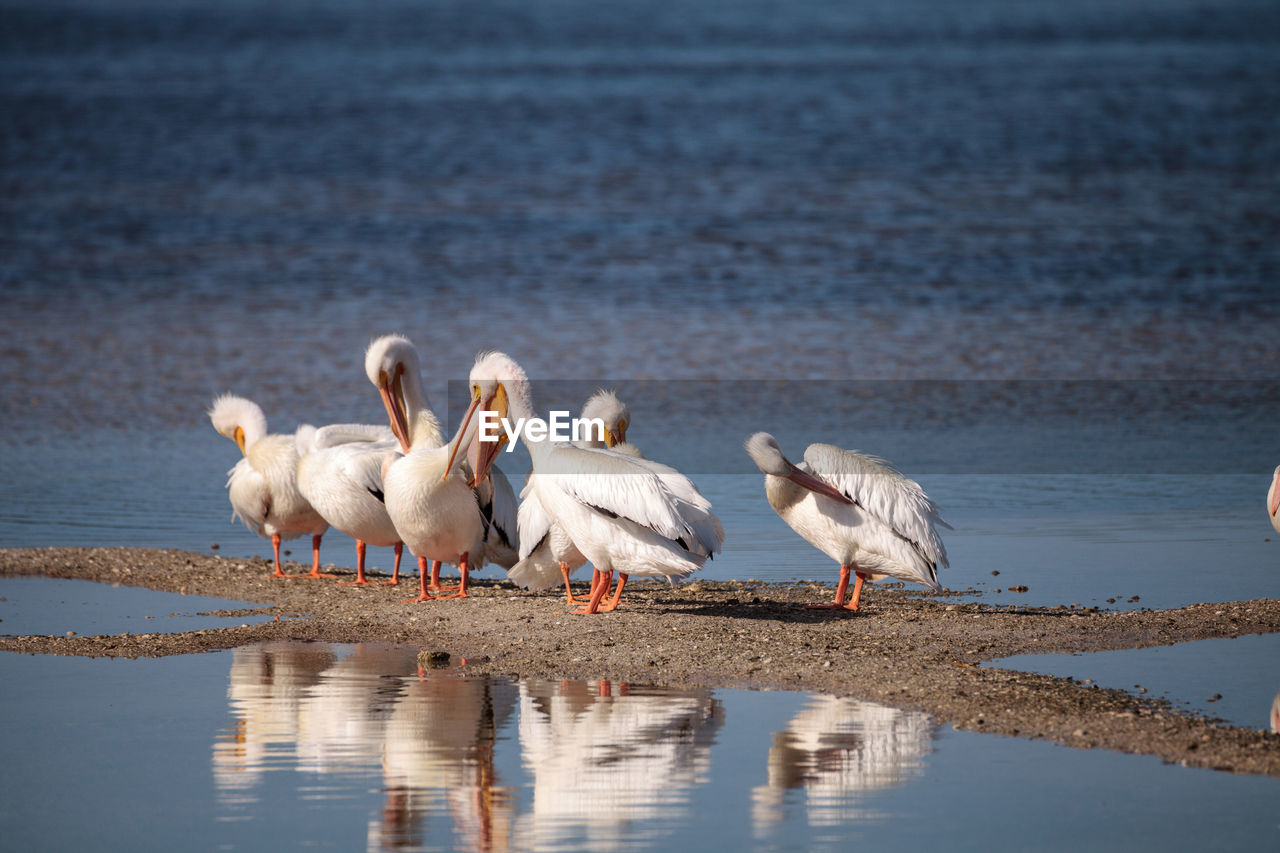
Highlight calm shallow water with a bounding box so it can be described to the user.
[994,633,1280,732]
[1,641,1278,852]
[0,575,277,636]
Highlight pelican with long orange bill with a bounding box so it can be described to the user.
[364,335,516,602]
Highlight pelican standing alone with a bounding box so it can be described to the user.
[296,422,404,585]
[209,394,331,579]
[366,335,517,601]
[507,389,632,606]
[1267,465,1280,536]
[448,352,722,615]
[744,432,949,612]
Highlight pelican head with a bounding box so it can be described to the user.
[745,432,852,504]
[744,432,792,476]
[446,351,531,487]
[365,334,423,454]
[581,389,629,448]
[209,394,267,456]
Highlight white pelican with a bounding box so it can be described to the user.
[506,389,631,605]
[1268,465,1280,536]
[365,335,517,601]
[209,394,331,578]
[744,432,949,612]
[447,352,723,615]
[295,422,404,586]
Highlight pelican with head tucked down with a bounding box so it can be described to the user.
[296,422,404,585]
[365,335,517,602]
[745,432,949,612]
[448,352,723,615]
[506,388,632,606]
[209,394,331,579]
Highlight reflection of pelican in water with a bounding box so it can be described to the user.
[212,642,339,793]
[513,679,724,850]
[375,669,519,853]
[751,696,935,833]
[293,644,420,775]
[1271,690,1279,734]
[212,642,518,852]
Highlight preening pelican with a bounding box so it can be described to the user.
[448,352,722,615]
[507,389,631,605]
[744,432,949,612]
[209,394,330,578]
[1268,466,1280,536]
[366,335,517,601]
[296,422,404,585]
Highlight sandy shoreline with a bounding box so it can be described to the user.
[3,546,1279,777]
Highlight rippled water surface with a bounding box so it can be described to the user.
[1,642,1278,852]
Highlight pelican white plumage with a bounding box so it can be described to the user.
[744,432,949,612]
[1268,465,1280,536]
[507,389,631,605]
[447,352,723,615]
[209,394,330,579]
[296,422,404,585]
[365,335,517,601]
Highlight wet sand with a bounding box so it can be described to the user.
[3,546,1279,777]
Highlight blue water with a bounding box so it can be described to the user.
[0,575,276,636]
[1,643,1277,852]
[994,632,1280,732]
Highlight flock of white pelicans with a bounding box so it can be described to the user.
[209,335,953,614]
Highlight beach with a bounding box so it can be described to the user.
[5,546,1278,778]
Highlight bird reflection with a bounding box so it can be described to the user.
[375,667,519,852]
[512,679,724,850]
[1271,690,1279,734]
[751,696,935,833]
[212,641,339,793]
[211,643,517,852]
[214,645,931,849]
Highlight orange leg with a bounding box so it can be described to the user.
[806,565,866,613]
[562,562,590,605]
[269,533,310,578]
[376,542,403,586]
[434,552,470,599]
[401,556,436,603]
[338,540,371,586]
[270,533,288,578]
[288,534,336,579]
[846,572,866,612]
[573,569,612,615]
[596,572,628,612]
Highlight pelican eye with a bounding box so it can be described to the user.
[472,384,481,401]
